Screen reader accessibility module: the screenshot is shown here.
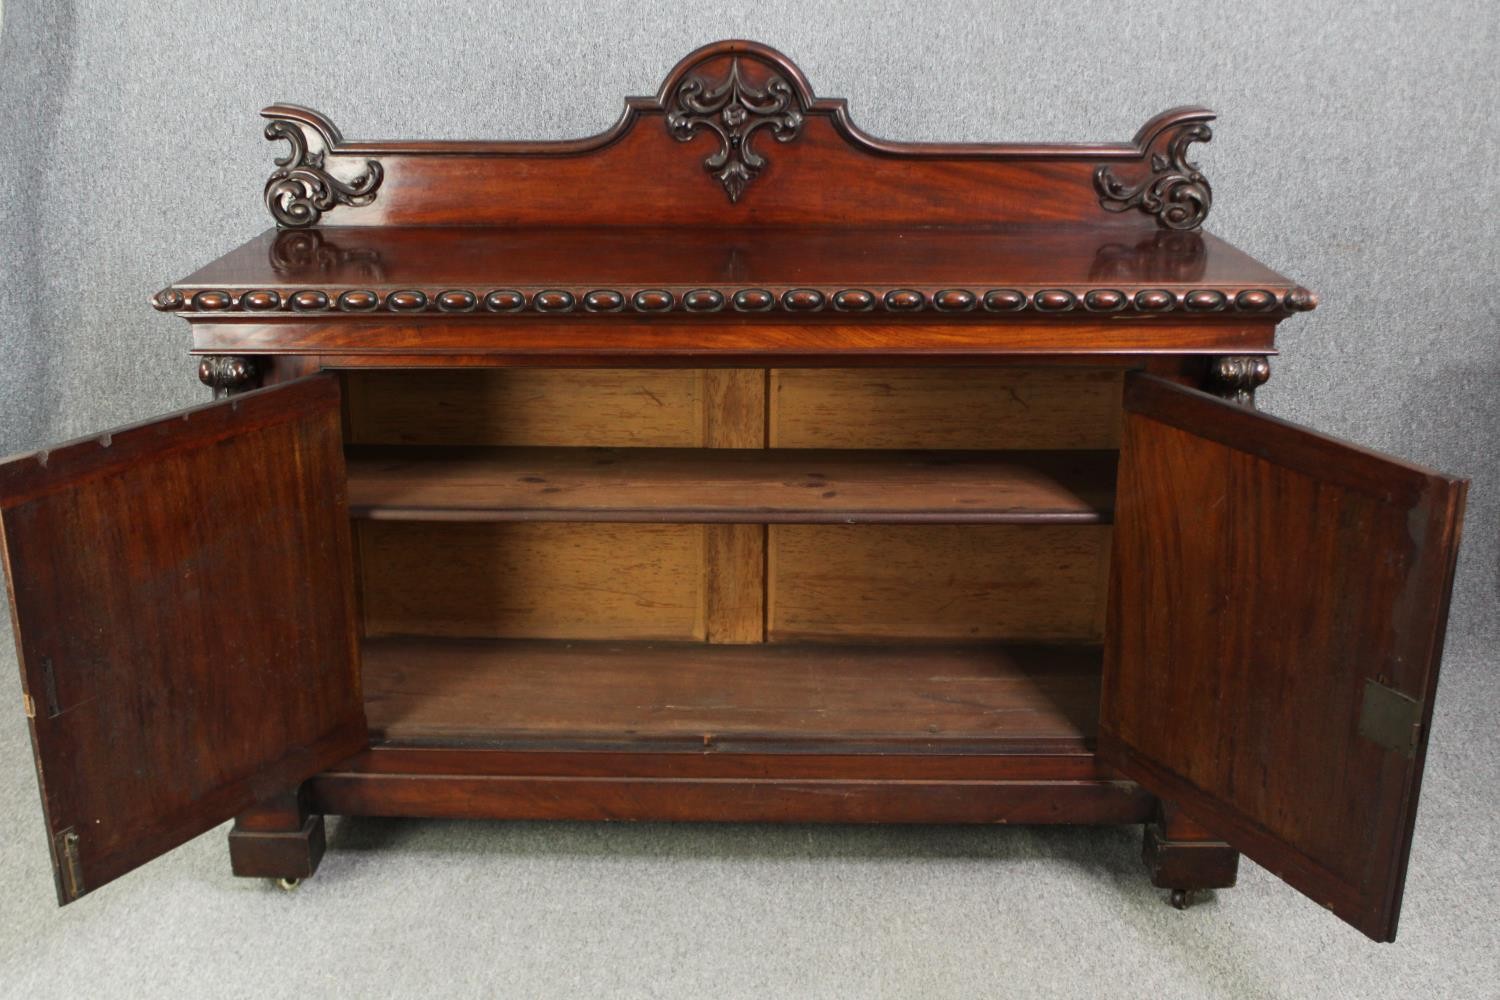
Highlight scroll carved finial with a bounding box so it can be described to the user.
[1208,355,1270,407]
[667,56,805,203]
[262,105,383,228]
[1095,115,1213,230]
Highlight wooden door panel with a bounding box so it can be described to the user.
[1102,374,1465,941]
[0,376,366,903]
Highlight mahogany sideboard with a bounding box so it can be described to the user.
[0,41,1466,942]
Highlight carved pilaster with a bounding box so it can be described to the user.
[1207,355,1270,407]
[198,356,261,398]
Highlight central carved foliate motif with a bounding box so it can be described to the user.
[666,57,805,203]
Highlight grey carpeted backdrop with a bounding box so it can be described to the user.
[0,2,1496,998]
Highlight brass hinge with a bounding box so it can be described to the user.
[56,828,84,901]
[1358,679,1423,758]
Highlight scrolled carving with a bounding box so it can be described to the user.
[1207,355,1271,407]
[263,107,384,228]
[197,355,260,396]
[1095,122,1213,230]
[667,57,804,203]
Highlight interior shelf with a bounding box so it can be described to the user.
[345,446,1117,524]
[361,637,1101,753]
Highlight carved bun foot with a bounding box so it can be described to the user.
[1169,888,1191,910]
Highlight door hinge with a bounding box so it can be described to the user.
[56,828,84,901]
[1358,679,1423,758]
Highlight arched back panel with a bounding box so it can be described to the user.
[262,40,1213,230]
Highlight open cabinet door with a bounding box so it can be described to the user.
[1101,374,1466,942]
[0,375,366,904]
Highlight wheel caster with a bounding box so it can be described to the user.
[1169,888,1191,910]
[275,877,301,892]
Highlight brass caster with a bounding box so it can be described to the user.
[1169,888,1191,910]
[275,877,301,892]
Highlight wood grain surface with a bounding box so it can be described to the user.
[361,637,1101,753]
[1103,374,1466,941]
[0,377,366,902]
[344,446,1118,524]
[768,524,1111,642]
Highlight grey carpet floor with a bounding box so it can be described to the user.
[0,628,1495,1000]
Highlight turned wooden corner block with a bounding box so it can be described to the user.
[1142,804,1239,893]
[228,789,327,880]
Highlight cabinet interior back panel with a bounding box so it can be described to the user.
[344,369,764,447]
[769,368,1123,450]
[768,524,1111,643]
[347,369,767,643]
[358,521,718,641]
[346,368,1116,646]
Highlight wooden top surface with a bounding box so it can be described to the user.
[160,224,1311,321]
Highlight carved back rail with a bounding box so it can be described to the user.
[263,40,1213,231]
